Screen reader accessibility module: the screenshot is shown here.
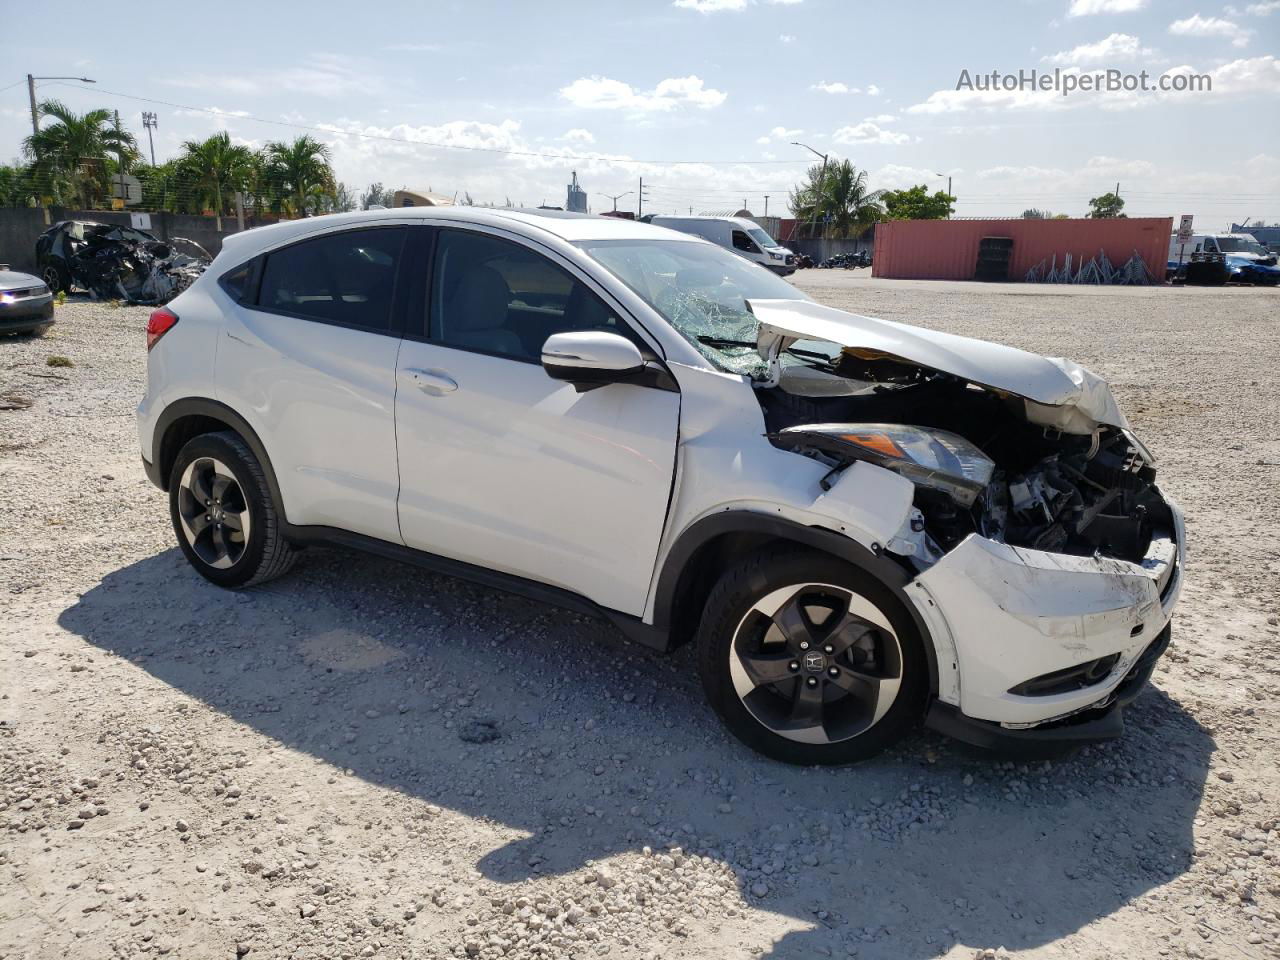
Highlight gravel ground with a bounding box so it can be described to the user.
[1,278,1278,960]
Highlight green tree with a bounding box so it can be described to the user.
[360,181,395,209]
[881,184,955,220]
[1087,192,1126,218]
[0,164,35,208]
[266,136,336,218]
[178,132,254,228]
[22,100,138,209]
[1022,208,1050,219]
[789,159,885,238]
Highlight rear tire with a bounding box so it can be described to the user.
[41,264,68,294]
[696,547,928,765]
[168,431,295,588]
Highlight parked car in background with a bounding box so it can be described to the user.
[1168,231,1276,265]
[0,266,54,335]
[1225,255,1280,286]
[36,220,211,304]
[137,207,1184,764]
[648,215,796,276]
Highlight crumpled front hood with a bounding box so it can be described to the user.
[749,298,1127,435]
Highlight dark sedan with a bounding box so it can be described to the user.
[0,268,54,335]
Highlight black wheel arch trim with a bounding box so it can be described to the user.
[651,511,939,693]
[150,398,285,515]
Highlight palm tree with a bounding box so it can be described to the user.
[179,132,253,229]
[22,100,138,209]
[789,159,885,239]
[266,136,336,218]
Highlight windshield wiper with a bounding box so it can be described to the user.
[695,335,834,363]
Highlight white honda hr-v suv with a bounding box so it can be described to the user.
[137,207,1184,764]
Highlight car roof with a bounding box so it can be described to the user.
[218,206,702,259]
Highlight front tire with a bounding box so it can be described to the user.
[168,431,296,588]
[697,548,928,765]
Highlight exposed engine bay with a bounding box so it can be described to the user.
[760,354,1170,568]
[37,220,211,305]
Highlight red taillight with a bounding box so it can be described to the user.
[146,307,179,351]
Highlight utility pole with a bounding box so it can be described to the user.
[764,195,769,217]
[142,112,158,166]
[934,173,954,218]
[114,110,128,210]
[637,177,650,219]
[26,74,97,139]
[27,75,38,140]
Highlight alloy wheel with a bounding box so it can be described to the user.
[728,582,904,745]
[176,457,252,569]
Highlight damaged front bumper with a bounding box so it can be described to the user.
[912,491,1184,749]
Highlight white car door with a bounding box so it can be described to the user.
[394,226,679,616]
[216,225,407,544]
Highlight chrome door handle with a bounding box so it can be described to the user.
[404,368,458,396]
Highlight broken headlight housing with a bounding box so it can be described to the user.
[773,423,996,507]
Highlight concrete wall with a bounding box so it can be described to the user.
[872,217,1173,281]
[0,208,276,273]
[788,237,872,262]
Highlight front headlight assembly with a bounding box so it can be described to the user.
[773,423,996,507]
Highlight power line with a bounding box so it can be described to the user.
[38,82,811,168]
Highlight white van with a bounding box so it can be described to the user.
[1169,232,1271,263]
[649,216,796,276]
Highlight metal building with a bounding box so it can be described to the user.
[566,172,588,214]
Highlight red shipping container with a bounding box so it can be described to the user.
[872,217,1172,282]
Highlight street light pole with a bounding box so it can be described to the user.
[26,75,97,139]
[605,190,633,212]
[791,141,828,239]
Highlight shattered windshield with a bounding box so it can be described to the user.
[578,238,810,375]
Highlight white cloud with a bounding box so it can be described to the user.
[811,80,855,94]
[173,106,251,119]
[559,75,727,112]
[1168,14,1252,47]
[872,164,954,190]
[165,54,385,99]
[1245,1,1280,12]
[1210,54,1280,92]
[832,121,910,145]
[673,0,800,8]
[560,128,595,143]
[1042,33,1152,64]
[907,56,1278,115]
[1083,154,1156,176]
[755,125,803,144]
[779,33,796,43]
[866,84,882,96]
[672,0,748,11]
[1067,0,1146,16]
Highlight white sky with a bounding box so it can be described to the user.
[2,0,1277,228]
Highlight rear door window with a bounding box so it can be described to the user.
[257,227,406,332]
